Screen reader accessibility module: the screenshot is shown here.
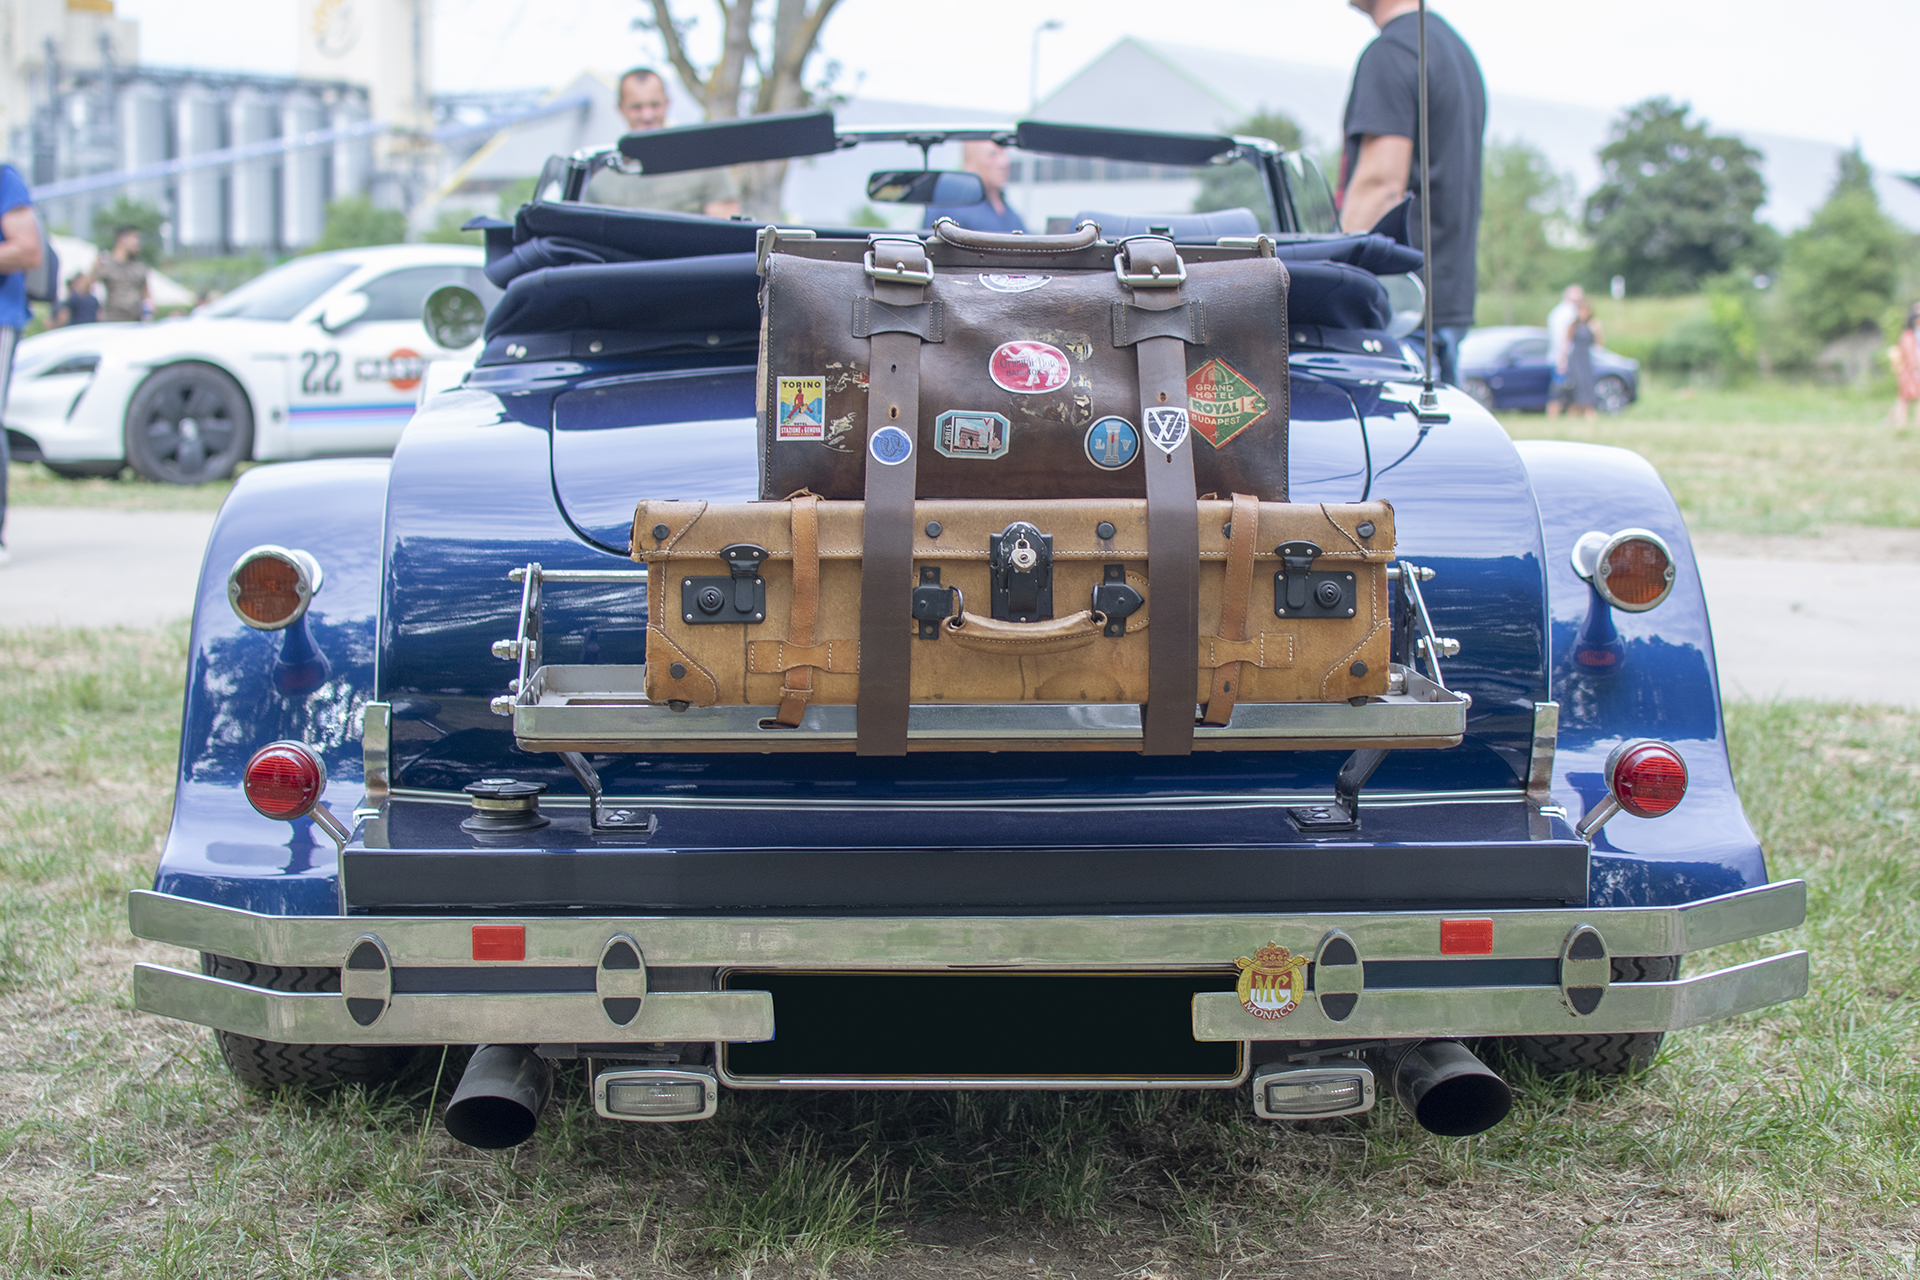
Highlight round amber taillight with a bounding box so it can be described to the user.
[243,742,327,820]
[1589,529,1675,613]
[228,546,322,630]
[1605,739,1688,818]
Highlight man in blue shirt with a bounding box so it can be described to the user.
[923,141,1026,234]
[0,162,43,566]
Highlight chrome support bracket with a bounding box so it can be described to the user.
[558,751,657,839]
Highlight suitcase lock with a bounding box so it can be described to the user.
[989,522,1054,623]
[1274,541,1358,620]
[680,543,768,626]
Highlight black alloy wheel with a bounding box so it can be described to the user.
[1595,375,1631,416]
[124,362,254,484]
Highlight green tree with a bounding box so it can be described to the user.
[90,196,165,263]
[1778,148,1902,345]
[308,196,408,252]
[1584,98,1768,295]
[1477,140,1572,296]
[1193,111,1304,222]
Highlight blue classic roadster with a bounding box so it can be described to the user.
[128,114,1803,1148]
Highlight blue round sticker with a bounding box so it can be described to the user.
[869,425,914,466]
[1084,416,1140,470]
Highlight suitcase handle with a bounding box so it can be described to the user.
[931,217,1100,253]
[944,608,1105,654]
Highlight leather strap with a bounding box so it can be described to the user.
[856,237,931,756]
[1201,492,1260,726]
[853,297,945,341]
[774,493,820,726]
[1123,236,1200,756]
[752,638,859,675]
[1112,300,1204,346]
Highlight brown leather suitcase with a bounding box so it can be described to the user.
[757,223,1291,502]
[633,495,1395,737]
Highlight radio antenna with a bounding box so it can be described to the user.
[1414,0,1448,423]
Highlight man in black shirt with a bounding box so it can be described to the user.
[1338,0,1486,386]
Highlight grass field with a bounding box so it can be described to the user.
[5,462,239,512]
[0,627,1914,1278]
[1502,381,1920,535]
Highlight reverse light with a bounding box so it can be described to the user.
[228,545,323,630]
[1252,1060,1376,1120]
[1577,738,1689,838]
[595,1067,718,1122]
[1571,528,1676,613]
[242,740,351,847]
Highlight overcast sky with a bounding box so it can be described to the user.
[119,0,1920,174]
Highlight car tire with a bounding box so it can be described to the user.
[1502,955,1679,1076]
[200,953,425,1090]
[124,362,254,484]
[1594,375,1630,416]
[43,460,125,479]
[1463,377,1496,412]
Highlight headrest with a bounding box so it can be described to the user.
[480,253,762,364]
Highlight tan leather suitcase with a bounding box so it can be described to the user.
[633,495,1394,734]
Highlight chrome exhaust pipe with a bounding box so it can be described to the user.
[443,1044,554,1150]
[1383,1040,1512,1137]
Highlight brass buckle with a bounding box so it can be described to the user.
[1113,235,1187,288]
[863,241,935,286]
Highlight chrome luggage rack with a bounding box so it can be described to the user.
[490,563,1469,754]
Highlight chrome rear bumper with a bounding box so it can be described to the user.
[129,881,1807,1050]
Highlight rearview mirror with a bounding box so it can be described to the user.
[866,170,986,205]
[422,284,486,350]
[316,291,369,333]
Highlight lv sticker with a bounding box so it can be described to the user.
[1236,942,1308,1020]
[1187,359,1270,448]
[935,410,1010,460]
[1143,405,1190,454]
[775,375,826,440]
[1084,416,1139,470]
[989,341,1071,394]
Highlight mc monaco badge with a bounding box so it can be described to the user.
[989,341,1071,394]
[1236,942,1309,1020]
[1143,405,1190,454]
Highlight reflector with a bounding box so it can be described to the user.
[1265,1075,1365,1115]
[1609,741,1688,817]
[606,1081,705,1118]
[1600,536,1673,609]
[227,546,322,630]
[243,742,325,820]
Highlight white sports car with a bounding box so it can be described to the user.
[5,243,495,484]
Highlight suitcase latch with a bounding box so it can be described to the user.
[912,566,958,639]
[989,522,1054,623]
[1091,564,1143,638]
[1274,540,1358,619]
[679,543,768,626]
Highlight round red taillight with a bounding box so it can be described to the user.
[1606,739,1688,818]
[228,546,322,631]
[244,742,327,821]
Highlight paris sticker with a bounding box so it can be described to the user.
[776,375,826,441]
[989,341,1071,394]
[1143,405,1190,454]
[934,410,1010,460]
[1236,942,1309,1021]
[1186,359,1270,448]
[1084,416,1139,470]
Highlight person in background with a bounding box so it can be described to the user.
[0,160,42,567]
[1337,0,1485,386]
[1890,305,1920,428]
[1544,283,1583,418]
[96,226,150,323]
[51,269,98,327]
[581,68,742,217]
[1564,298,1603,420]
[923,141,1026,234]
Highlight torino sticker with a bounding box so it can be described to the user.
[1236,942,1308,1020]
[989,341,1071,394]
[776,375,826,440]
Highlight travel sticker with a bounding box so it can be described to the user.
[776,375,826,440]
[934,410,1010,460]
[356,348,425,391]
[1236,941,1309,1021]
[1143,405,1191,454]
[868,425,914,466]
[1186,358,1270,448]
[980,274,1051,293]
[989,340,1071,394]
[1084,416,1139,470]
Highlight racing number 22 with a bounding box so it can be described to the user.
[300,350,342,395]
